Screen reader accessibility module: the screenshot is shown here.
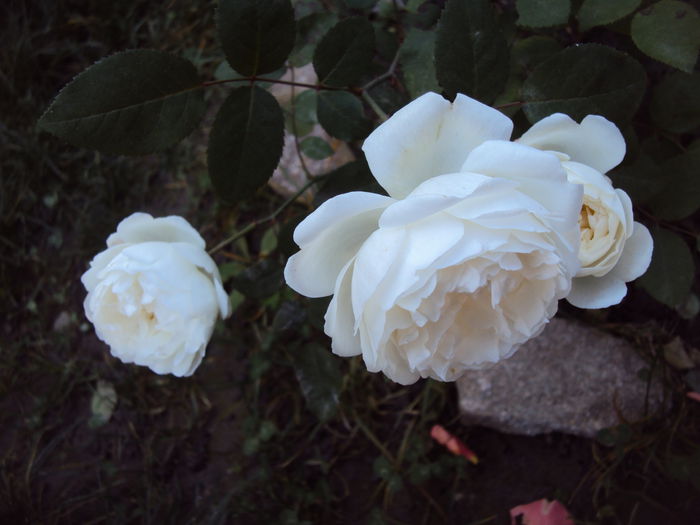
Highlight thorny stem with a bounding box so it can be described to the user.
[207,174,324,256]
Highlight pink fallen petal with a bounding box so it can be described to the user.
[687,391,700,403]
[429,424,479,464]
[510,498,574,525]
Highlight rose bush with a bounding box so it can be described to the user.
[285,93,583,384]
[518,114,653,308]
[82,213,230,376]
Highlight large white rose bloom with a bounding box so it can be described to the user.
[81,213,230,376]
[518,114,653,309]
[285,93,583,384]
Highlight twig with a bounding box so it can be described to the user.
[361,90,388,122]
[207,175,324,256]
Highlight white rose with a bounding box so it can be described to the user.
[518,114,653,309]
[81,213,230,376]
[284,93,582,384]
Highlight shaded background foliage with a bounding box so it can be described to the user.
[2,0,700,523]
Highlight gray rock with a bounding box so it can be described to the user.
[457,318,664,438]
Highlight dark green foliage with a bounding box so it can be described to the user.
[512,36,562,73]
[639,228,695,308]
[38,50,205,154]
[314,158,383,203]
[516,0,570,28]
[522,44,646,125]
[649,149,700,220]
[343,0,378,9]
[610,154,667,205]
[631,0,700,73]
[577,0,641,31]
[313,17,375,87]
[230,258,285,299]
[300,136,334,160]
[289,12,338,67]
[399,29,440,99]
[650,72,700,133]
[435,0,510,104]
[208,86,285,203]
[293,344,343,421]
[317,90,372,141]
[218,0,296,76]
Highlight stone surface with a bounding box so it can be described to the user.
[457,318,664,438]
[268,64,355,203]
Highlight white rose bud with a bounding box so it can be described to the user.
[81,213,230,376]
[285,93,583,384]
[518,114,653,309]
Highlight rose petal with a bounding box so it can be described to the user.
[171,242,231,319]
[81,245,128,291]
[285,192,392,298]
[687,391,700,403]
[107,212,206,249]
[510,498,574,525]
[518,113,625,174]
[462,141,580,229]
[324,260,362,357]
[378,172,511,228]
[362,92,512,199]
[462,141,582,273]
[567,273,627,309]
[293,192,393,247]
[610,221,653,283]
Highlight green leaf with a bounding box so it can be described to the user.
[316,90,372,141]
[208,86,284,203]
[230,259,284,299]
[289,12,338,67]
[218,0,296,76]
[260,226,278,256]
[512,36,562,74]
[271,300,307,334]
[650,72,700,134]
[313,17,375,87]
[300,136,334,160]
[343,0,378,8]
[399,29,440,99]
[314,158,382,203]
[285,90,318,136]
[516,0,570,28]
[649,149,700,220]
[38,50,205,155]
[293,344,342,421]
[522,44,646,125]
[610,154,667,205]
[631,0,700,73]
[639,228,695,308]
[577,0,641,32]
[435,0,510,104]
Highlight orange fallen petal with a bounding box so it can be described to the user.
[429,424,479,464]
[687,391,700,403]
[510,498,574,525]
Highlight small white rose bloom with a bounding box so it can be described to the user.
[285,93,583,384]
[81,213,230,377]
[518,114,653,309]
